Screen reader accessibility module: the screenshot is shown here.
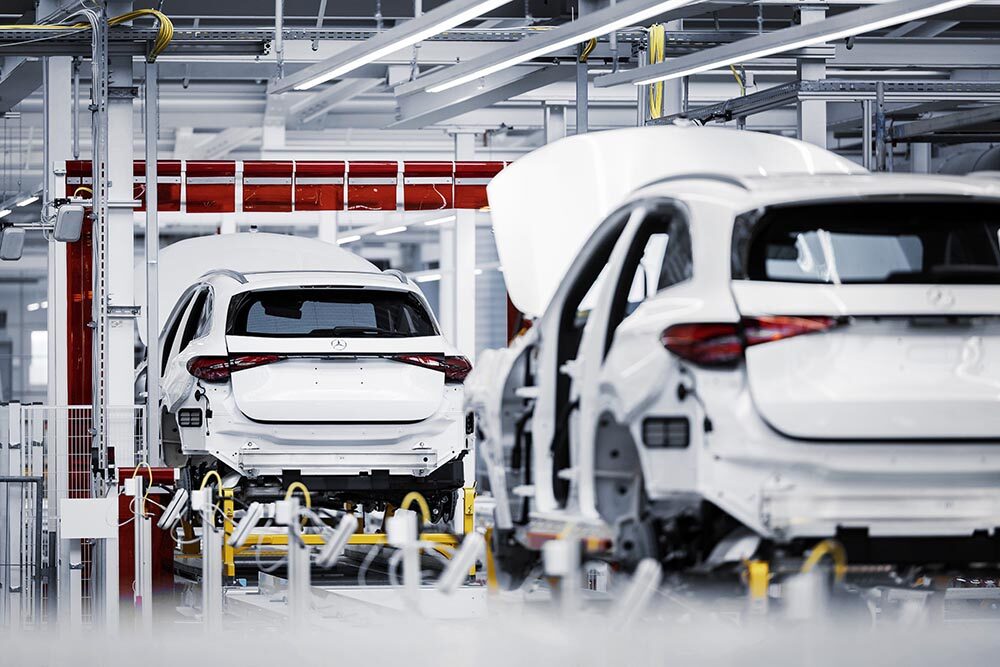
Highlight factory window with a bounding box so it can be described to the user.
[227,288,437,338]
[29,330,47,387]
[737,200,1000,284]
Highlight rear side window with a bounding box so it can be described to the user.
[227,288,438,338]
[734,200,1000,284]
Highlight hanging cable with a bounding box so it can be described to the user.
[729,65,745,96]
[647,24,665,119]
[578,37,596,63]
[0,9,174,62]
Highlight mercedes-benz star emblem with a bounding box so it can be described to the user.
[331,338,348,351]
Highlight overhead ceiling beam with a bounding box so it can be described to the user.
[0,58,41,113]
[390,64,573,129]
[595,0,977,87]
[395,0,755,95]
[289,78,384,125]
[186,127,263,159]
[269,0,518,93]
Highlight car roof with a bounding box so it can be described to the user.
[230,270,414,291]
[634,172,1000,211]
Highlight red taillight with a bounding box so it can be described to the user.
[186,354,285,383]
[661,316,837,367]
[742,316,837,347]
[186,356,231,382]
[391,354,473,382]
[661,323,743,367]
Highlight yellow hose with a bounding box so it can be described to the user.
[647,24,665,120]
[578,38,597,63]
[729,64,746,96]
[800,538,848,583]
[0,10,174,62]
[400,491,432,525]
[199,469,224,491]
[284,481,312,509]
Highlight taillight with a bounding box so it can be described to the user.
[661,323,743,367]
[186,354,285,383]
[661,316,837,367]
[391,354,473,382]
[743,316,837,347]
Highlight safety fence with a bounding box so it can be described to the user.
[0,404,143,629]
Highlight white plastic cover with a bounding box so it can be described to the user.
[135,232,379,343]
[486,126,865,318]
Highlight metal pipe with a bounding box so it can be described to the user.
[875,81,886,171]
[861,99,873,170]
[0,476,44,624]
[275,0,285,78]
[144,61,160,466]
[72,57,80,160]
[42,59,49,219]
[576,46,588,134]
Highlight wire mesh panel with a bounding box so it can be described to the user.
[0,404,143,629]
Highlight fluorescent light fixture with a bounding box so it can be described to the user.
[41,301,48,309]
[26,302,39,312]
[272,0,517,93]
[423,214,456,226]
[595,0,977,87]
[0,209,11,219]
[16,196,38,207]
[337,234,361,245]
[474,268,484,276]
[375,225,408,236]
[415,273,442,283]
[417,0,701,94]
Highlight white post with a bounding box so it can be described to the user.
[286,498,311,627]
[317,210,338,244]
[452,134,476,359]
[144,62,160,468]
[133,477,153,632]
[796,7,828,148]
[199,490,222,632]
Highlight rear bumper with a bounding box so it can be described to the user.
[181,385,469,478]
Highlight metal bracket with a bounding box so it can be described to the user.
[108,305,140,318]
[108,86,139,99]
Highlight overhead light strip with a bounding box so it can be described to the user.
[594,0,977,87]
[271,0,517,93]
[409,0,703,94]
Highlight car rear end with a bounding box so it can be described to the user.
[666,192,1000,553]
[190,272,472,506]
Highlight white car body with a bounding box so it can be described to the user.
[151,234,473,516]
[472,127,1000,568]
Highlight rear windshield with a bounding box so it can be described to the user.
[734,201,1000,284]
[227,288,438,338]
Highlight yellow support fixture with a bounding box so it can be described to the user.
[484,528,499,593]
[232,532,461,556]
[746,560,770,615]
[463,486,476,535]
[222,488,235,578]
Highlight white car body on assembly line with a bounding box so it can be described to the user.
[471,126,1000,573]
[144,233,473,520]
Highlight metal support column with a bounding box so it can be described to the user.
[861,100,873,170]
[453,134,476,359]
[576,46,588,135]
[287,498,311,626]
[796,6,828,147]
[544,104,566,144]
[41,42,73,626]
[911,142,932,173]
[663,20,683,117]
[875,81,887,172]
[144,62,160,467]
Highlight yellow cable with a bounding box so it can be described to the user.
[647,24,665,120]
[0,10,174,62]
[800,538,848,583]
[133,461,154,513]
[729,64,746,96]
[199,469,224,491]
[284,481,312,509]
[400,491,432,525]
[73,186,93,198]
[578,37,597,63]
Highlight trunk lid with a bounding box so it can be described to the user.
[226,335,447,422]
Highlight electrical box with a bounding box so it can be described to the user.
[60,496,118,540]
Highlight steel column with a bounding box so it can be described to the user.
[796,7,828,147]
[144,62,160,467]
